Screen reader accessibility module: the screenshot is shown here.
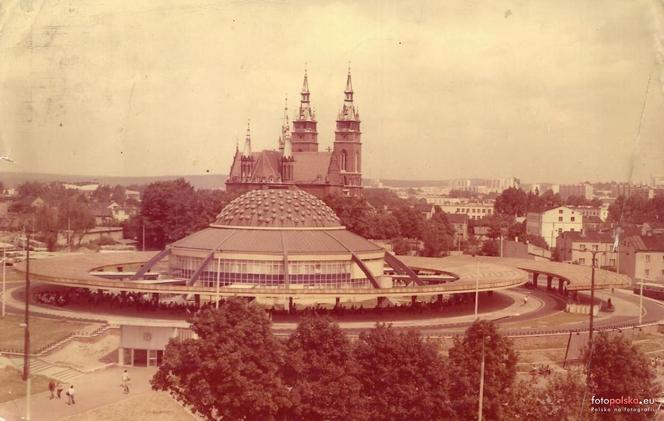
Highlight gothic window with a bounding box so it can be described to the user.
[355,152,359,172]
[340,150,347,171]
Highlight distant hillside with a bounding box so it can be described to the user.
[0,172,457,190]
[0,172,228,189]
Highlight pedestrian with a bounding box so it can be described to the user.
[523,296,528,306]
[56,382,63,399]
[66,385,75,405]
[48,380,55,399]
[121,369,131,394]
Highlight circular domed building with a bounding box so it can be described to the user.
[166,189,386,290]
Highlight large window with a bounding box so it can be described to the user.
[170,256,364,289]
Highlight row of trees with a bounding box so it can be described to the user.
[608,195,664,225]
[493,187,602,218]
[153,300,660,421]
[124,179,235,250]
[323,190,455,257]
[8,182,97,250]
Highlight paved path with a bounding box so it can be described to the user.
[0,366,158,421]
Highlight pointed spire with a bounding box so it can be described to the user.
[345,61,353,99]
[242,119,252,157]
[297,67,315,121]
[235,137,239,153]
[279,96,290,151]
[338,64,358,121]
[302,66,310,95]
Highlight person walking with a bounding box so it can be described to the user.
[66,385,75,405]
[522,296,528,306]
[121,369,131,394]
[56,382,64,399]
[48,380,55,399]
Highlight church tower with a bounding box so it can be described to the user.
[332,66,362,192]
[291,69,319,152]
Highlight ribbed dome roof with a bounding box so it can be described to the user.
[214,189,341,228]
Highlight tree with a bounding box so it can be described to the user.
[448,320,518,421]
[367,210,398,239]
[481,239,499,256]
[111,184,126,205]
[16,181,44,199]
[92,184,113,203]
[58,197,95,247]
[283,317,367,421]
[152,300,291,420]
[583,332,660,420]
[392,205,425,239]
[494,187,528,217]
[34,206,59,250]
[391,236,411,255]
[504,371,585,420]
[354,324,454,420]
[421,212,454,257]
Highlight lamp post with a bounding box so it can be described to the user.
[23,229,32,421]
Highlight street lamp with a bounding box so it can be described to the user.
[0,155,14,318]
[22,227,33,421]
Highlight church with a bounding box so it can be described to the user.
[225,68,363,198]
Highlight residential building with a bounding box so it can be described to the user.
[582,215,602,232]
[125,190,141,202]
[526,206,583,248]
[447,213,469,241]
[619,234,664,283]
[559,183,593,200]
[415,203,437,220]
[556,231,617,269]
[437,201,494,220]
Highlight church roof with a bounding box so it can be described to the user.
[292,151,333,183]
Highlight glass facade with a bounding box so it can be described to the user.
[169,255,369,289]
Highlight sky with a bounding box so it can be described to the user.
[0,0,663,184]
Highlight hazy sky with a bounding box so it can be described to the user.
[1,0,663,183]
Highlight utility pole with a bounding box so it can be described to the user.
[478,335,487,421]
[23,230,32,421]
[588,250,599,350]
[474,256,480,318]
[639,279,644,325]
[1,246,6,317]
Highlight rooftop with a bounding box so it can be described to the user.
[213,189,341,229]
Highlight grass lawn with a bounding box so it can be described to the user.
[0,314,93,353]
[0,366,52,403]
[61,391,197,421]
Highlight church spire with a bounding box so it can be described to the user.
[278,96,290,151]
[242,119,252,157]
[297,67,315,121]
[338,64,359,121]
[345,62,353,102]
